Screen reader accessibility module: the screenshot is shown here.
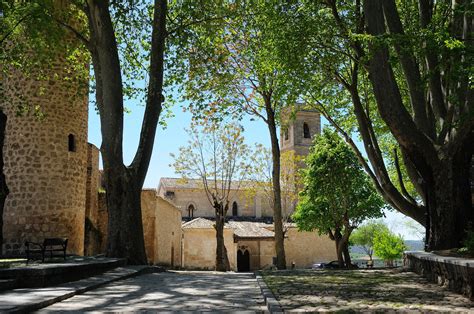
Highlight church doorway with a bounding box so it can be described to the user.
[237,249,250,272]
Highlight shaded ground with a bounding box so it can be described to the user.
[39,271,265,312]
[262,269,474,312]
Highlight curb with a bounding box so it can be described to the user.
[254,271,284,313]
[6,265,161,313]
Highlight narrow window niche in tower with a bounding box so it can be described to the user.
[303,122,311,139]
[284,128,289,141]
[68,134,76,152]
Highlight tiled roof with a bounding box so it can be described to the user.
[227,221,274,239]
[182,218,275,239]
[159,177,258,190]
[182,217,215,229]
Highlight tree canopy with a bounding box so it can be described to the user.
[172,120,253,271]
[350,220,390,261]
[271,0,473,250]
[293,128,385,267]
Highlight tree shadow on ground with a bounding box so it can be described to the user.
[262,269,473,312]
[39,271,265,313]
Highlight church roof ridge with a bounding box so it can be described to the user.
[159,177,262,190]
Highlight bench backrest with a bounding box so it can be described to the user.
[43,238,68,247]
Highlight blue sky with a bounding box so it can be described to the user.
[87,99,423,240]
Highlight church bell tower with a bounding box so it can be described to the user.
[280,109,321,158]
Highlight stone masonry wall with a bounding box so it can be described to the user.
[1,56,88,256]
[285,228,337,268]
[405,251,474,300]
[182,228,236,270]
[141,189,157,264]
[95,189,181,265]
[84,144,101,255]
[162,188,260,218]
[155,196,182,267]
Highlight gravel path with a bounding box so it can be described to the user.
[262,268,474,312]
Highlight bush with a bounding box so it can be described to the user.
[461,230,474,255]
[373,229,407,266]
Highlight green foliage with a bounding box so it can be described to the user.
[350,220,389,259]
[167,1,303,123]
[170,119,254,205]
[373,229,407,262]
[1,1,89,116]
[293,129,385,235]
[461,230,474,255]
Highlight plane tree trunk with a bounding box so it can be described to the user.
[0,109,8,256]
[85,0,167,263]
[362,0,473,250]
[214,201,230,271]
[264,93,287,270]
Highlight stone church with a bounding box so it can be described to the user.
[1,28,336,271]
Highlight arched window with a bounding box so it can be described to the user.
[68,134,76,152]
[303,123,311,139]
[232,201,238,216]
[284,129,289,141]
[187,204,195,218]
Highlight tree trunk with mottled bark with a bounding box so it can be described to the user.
[363,0,473,250]
[214,201,230,271]
[0,109,8,256]
[85,0,167,264]
[264,95,287,270]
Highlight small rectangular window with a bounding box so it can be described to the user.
[68,134,76,152]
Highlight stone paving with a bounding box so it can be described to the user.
[39,271,266,312]
[262,268,474,312]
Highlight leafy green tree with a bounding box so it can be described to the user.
[1,0,171,263]
[171,121,252,271]
[373,229,407,267]
[293,129,384,267]
[271,0,473,250]
[168,2,305,269]
[350,220,389,262]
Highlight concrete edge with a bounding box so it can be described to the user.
[254,271,284,313]
[10,266,159,314]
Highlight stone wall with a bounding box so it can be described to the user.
[84,144,101,255]
[1,53,88,256]
[284,228,337,268]
[97,192,108,253]
[281,110,321,157]
[237,239,274,270]
[141,189,157,264]
[160,187,263,219]
[182,228,236,270]
[404,251,474,300]
[155,196,182,267]
[95,189,182,266]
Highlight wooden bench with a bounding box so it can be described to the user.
[25,238,68,262]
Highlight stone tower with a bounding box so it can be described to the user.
[1,47,89,255]
[280,109,321,157]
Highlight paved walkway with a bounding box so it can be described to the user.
[0,266,149,312]
[262,269,474,312]
[39,271,266,312]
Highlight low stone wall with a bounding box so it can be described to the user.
[404,251,474,300]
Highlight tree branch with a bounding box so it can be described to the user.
[130,0,167,187]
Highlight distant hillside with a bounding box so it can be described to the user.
[350,240,424,255]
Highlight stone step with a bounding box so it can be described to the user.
[0,265,156,313]
[0,257,127,289]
